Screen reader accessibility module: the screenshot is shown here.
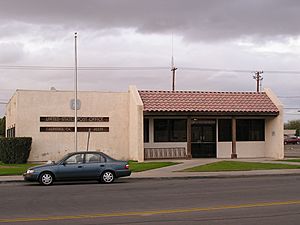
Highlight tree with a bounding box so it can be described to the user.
[284,120,300,136]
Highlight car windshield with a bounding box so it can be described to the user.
[55,153,73,164]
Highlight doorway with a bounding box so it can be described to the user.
[191,120,216,158]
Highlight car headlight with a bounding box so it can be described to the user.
[26,169,35,174]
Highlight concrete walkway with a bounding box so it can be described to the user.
[130,158,300,179]
[1,158,300,183]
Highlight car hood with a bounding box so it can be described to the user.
[29,164,57,170]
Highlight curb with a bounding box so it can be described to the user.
[0,179,24,184]
[128,172,300,181]
[1,172,300,184]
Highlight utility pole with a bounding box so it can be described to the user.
[171,66,177,91]
[253,71,263,92]
[74,32,78,152]
[171,33,177,91]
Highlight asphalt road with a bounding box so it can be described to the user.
[1,176,300,225]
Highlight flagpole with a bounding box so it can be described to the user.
[74,32,78,152]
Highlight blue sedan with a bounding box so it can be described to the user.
[23,151,131,185]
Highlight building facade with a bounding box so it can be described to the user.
[5,86,143,162]
[5,86,284,162]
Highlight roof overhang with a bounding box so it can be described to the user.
[143,111,279,117]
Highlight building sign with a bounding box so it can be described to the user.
[40,116,109,122]
[70,99,81,110]
[40,127,109,132]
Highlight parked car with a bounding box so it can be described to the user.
[23,151,131,185]
[284,136,300,145]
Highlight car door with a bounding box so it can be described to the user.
[56,153,86,180]
[83,153,106,179]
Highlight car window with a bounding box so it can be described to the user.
[65,154,84,164]
[86,153,105,163]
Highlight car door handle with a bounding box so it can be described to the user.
[78,165,83,168]
[100,165,105,167]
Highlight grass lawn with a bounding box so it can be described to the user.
[0,163,39,176]
[129,161,179,172]
[0,161,179,175]
[182,161,300,172]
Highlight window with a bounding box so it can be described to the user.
[144,119,149,143]
[154,119,187,142]
[6,127,15,138]
[218,119,232,141]
[86,153,105,163]
[65,154,84,164]
[236,119,265,141]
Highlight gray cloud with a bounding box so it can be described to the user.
[0,0,300,41]
[0,0,300,121]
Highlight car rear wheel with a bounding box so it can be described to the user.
[101,171,115,184]
[39,172,54,186]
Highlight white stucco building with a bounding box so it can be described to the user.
[5,86,284,162]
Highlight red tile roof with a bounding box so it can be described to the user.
[138,90,279,115]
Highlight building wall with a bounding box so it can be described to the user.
[6,88,143,162]
[217,142,231,158]
[265,88,284,159]
[5,92,17,136]
[217,142,266,158]
[128,86,144,161]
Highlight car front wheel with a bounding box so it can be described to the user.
[101,171,115,184]
[39,172,54,186]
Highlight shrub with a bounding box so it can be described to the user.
[0,137,32,164]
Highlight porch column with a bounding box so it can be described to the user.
[231,117,237,159]
[187,117,192,159]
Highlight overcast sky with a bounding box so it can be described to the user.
[0,0,299,121]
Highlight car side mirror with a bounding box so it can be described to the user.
[62,161,67,166]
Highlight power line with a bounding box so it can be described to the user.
[1,64,300,74]
[180,67,253,73]
[0,65,169,71]
[279,96,300,98]
[180,67,300,75]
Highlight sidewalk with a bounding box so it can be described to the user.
[130,158,300,179]
[1,158,300,183]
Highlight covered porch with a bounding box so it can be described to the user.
[139,89,284,160]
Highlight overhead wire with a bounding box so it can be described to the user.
[1,64,300,74]
[0,65,299,113]
[0,65,169,71]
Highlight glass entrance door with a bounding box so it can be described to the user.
[191,120,216,158]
